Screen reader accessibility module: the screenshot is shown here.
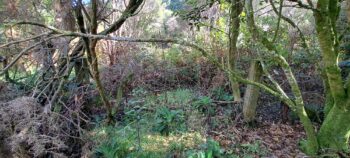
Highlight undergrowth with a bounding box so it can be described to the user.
[90,88,267,158]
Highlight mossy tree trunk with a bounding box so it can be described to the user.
[228,0,243,102]
[347,1,350,24]
[243,60,262,122]
[314,0,350,151]
[245,0,319,154]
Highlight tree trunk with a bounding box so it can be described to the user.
[2,57,10,82]
[89,0,114,124]
[74,57,90,86]
[347,1,350,24]
[317,102,350,151]
[314,0,350,153]
[243,60,262,122]
[245,0,319,154]
[228,0,243,102]
[88,39,114,123]
[320,68,334,116]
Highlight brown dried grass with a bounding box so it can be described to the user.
[0,97,68,158]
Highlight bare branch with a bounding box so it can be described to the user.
[272,0,283,43]
[269,0,310,54]
[2,20,289,105]
[0,35,64,76]
[0,32,53,49]
[100,0,144,35]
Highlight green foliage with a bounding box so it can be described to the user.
[186,139,224,158]
[240,141,266,156]
[153,106,187,135]
[93,126,166,158]
[169,141,186,152]
[94,127,136,158]
[165,45,183,65]
[158,89,194,106]
[192,96,215,115]
[211,87,233,101]
[289,104,323,123]
[125,88,194,131]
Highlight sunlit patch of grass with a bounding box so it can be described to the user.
[142,132,205,153]
[90,124,206,157]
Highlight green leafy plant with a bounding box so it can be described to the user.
[192,96,215,115]
[94,127,136,158]
[186,139,224,158]
[240,141,267,157]
[153,106,186,135]
[211,87,233,101]
[158,89,194,107]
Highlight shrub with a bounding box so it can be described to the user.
[153,106,186,135]
[192,96,215,115]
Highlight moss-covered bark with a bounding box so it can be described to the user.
[228,0,243,102]
[243,60,262,122]
[314,0,350,153]
[315,0,345,103]
[318,101,350,151]
[278,56,319,154]
[320,68,334,115]
[347,1,350,23]
[245,0,319,154]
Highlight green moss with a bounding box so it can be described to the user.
[317,105,350,152]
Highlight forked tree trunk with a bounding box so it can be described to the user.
[243,60,262,122]
[314,0,350,152]
[72,0,144,124]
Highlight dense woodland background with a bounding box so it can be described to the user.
[0,0,350,157]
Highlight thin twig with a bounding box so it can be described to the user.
[0,35,63,76]
[0,31,52,48]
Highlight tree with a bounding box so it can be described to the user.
[0,0,145,124]
[227,0,243,102]
[73,0,145,123]
[242,60,262,123]
[242,0,350,154]
[313,0,350,151]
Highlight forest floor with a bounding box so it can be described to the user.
[0,72,323,157]
[210,111,308,157]
[86,87,316,157]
